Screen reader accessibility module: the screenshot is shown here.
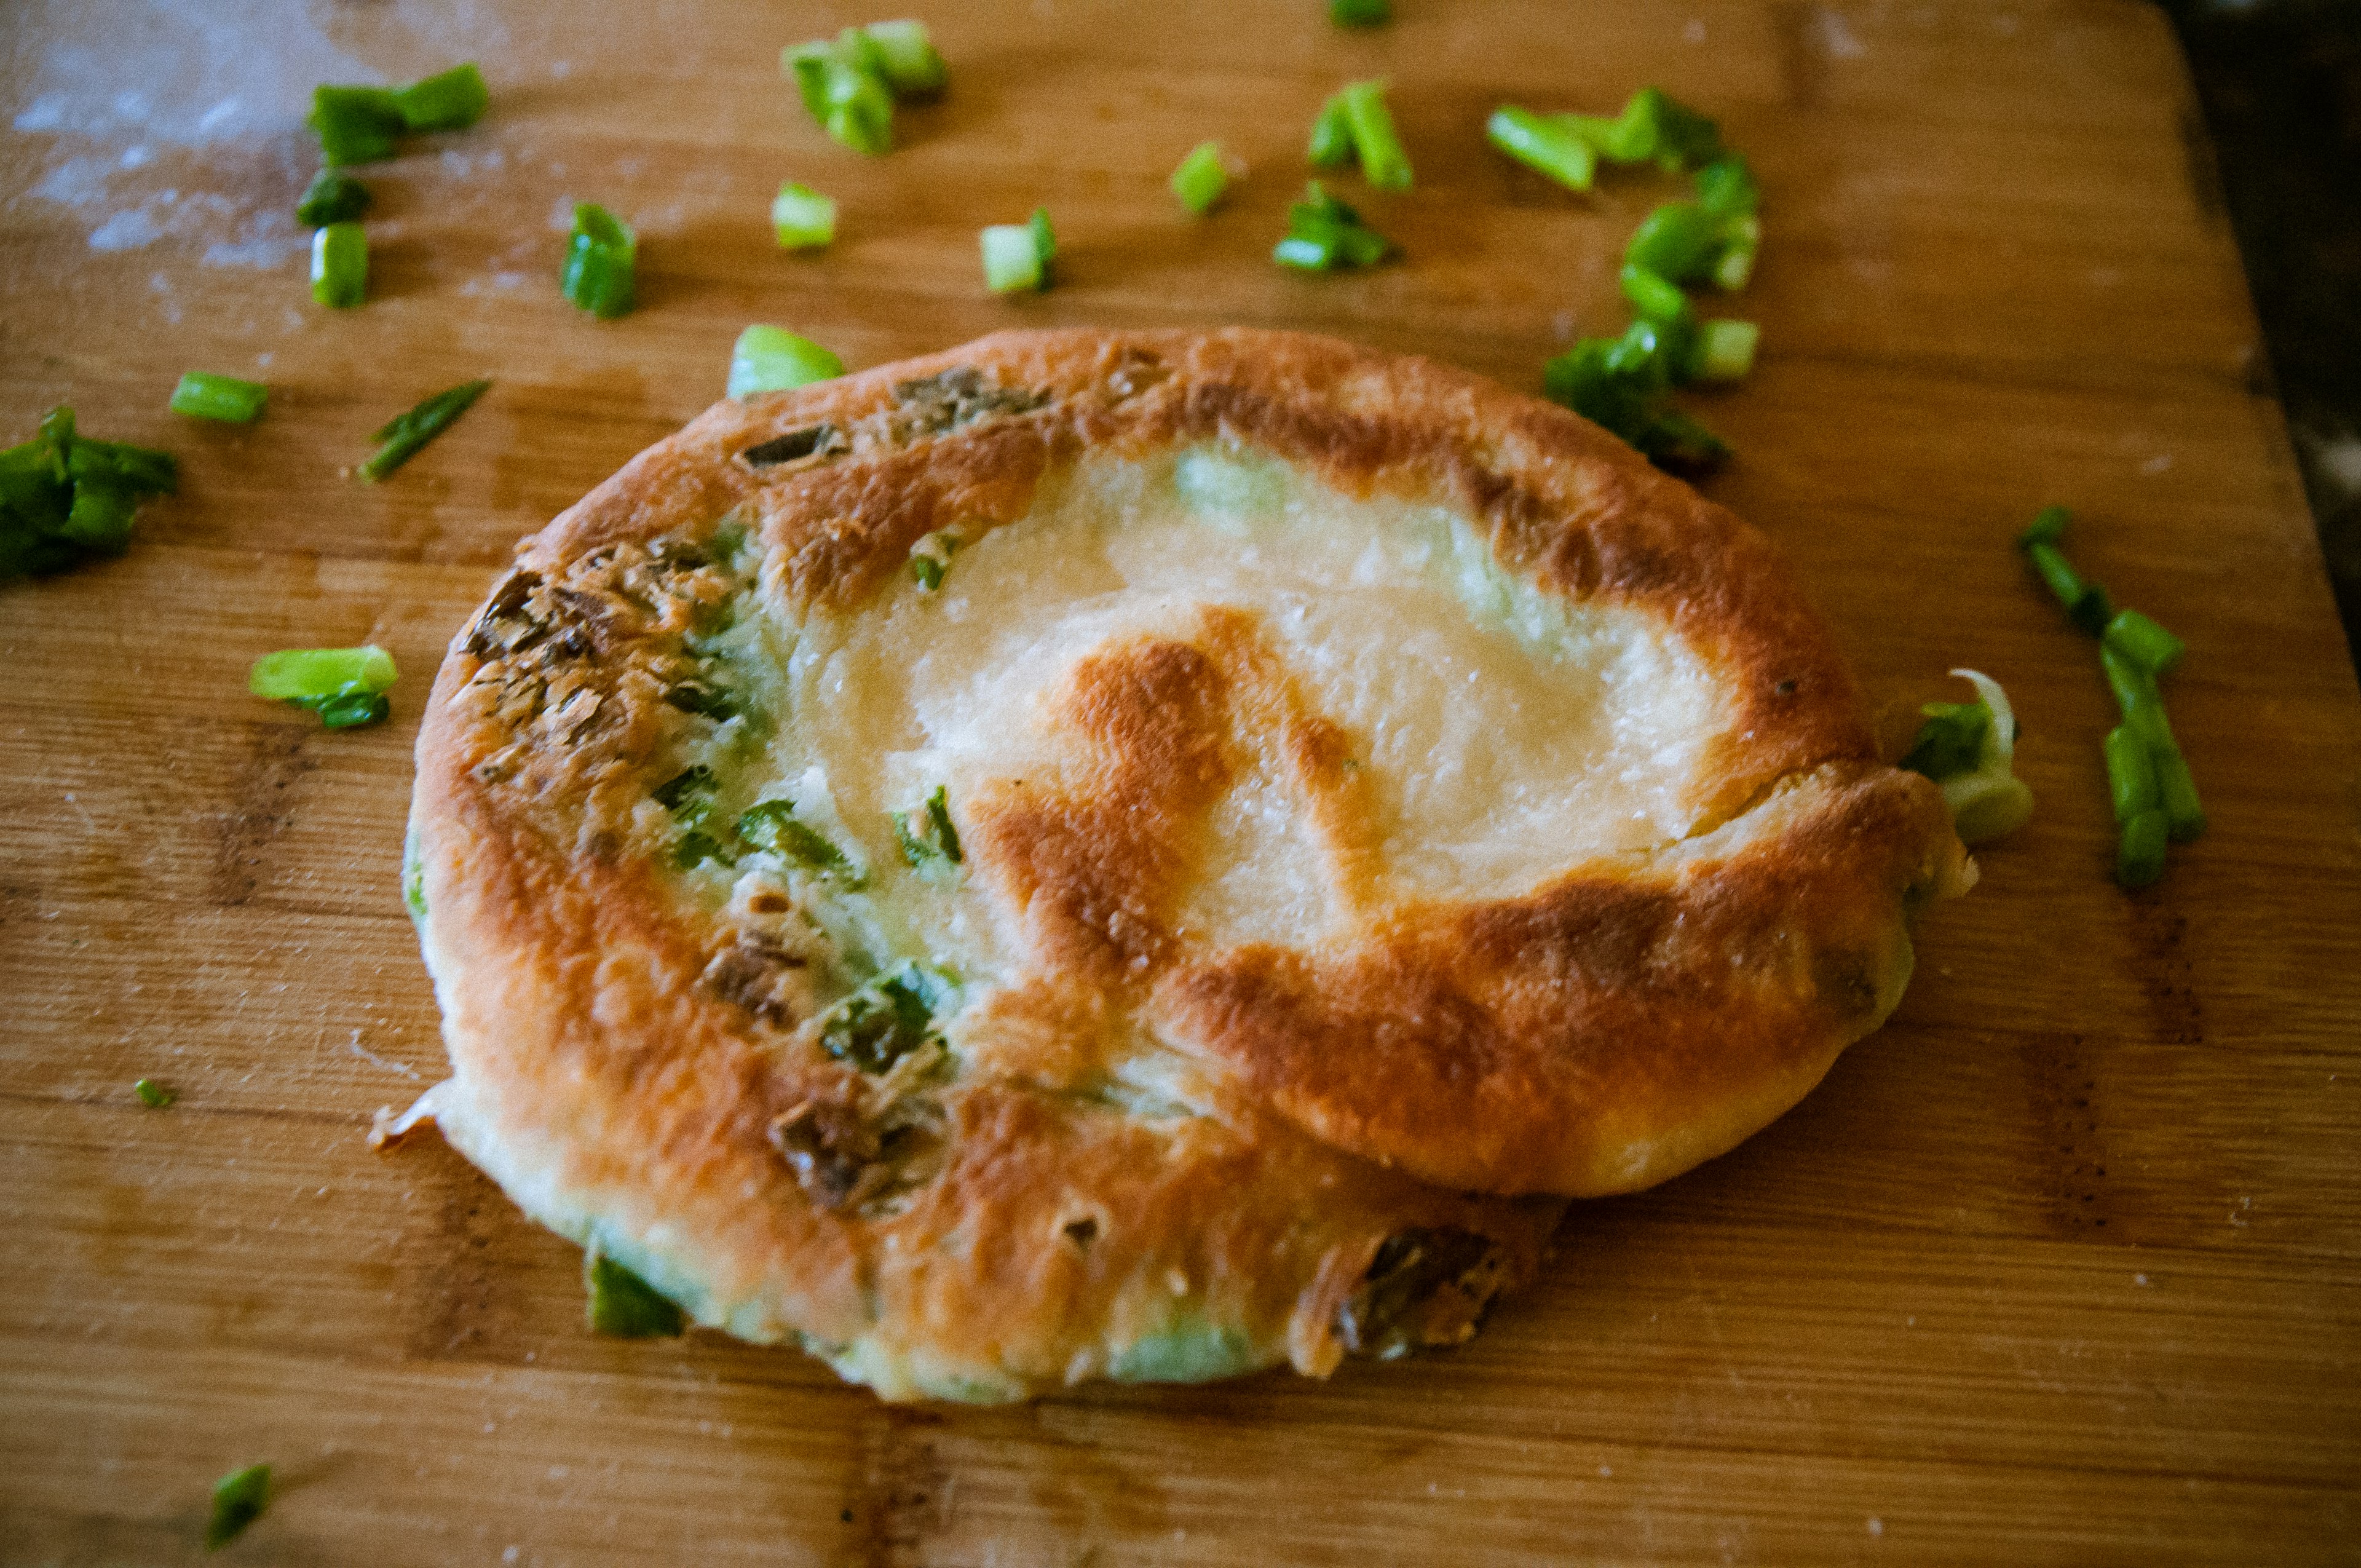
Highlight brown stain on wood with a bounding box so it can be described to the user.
[209,721,315,906]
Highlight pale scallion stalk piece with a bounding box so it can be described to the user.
[861,20,947,95]
[1170,141,1232,216]
[360,379,489,481]
[771,182,837,248]
[250,644,399,729]
[134,1077,174,1108]
[561,203,636,319]
[170,372,269,424]
[783,36,896,154]
[207,1463,272,1550]
[585,1249,686,1337]
[909,528,959,590]
[310,221,366,307]
[981,208,1055,293]
[1335,79,1411,190]
[1485,105,1597,192]
[727,326,844,398]
[1900,668,2034,844]
[1689,319,1759,382]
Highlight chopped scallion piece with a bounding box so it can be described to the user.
[771,182,837,248]
[737,800,863,884]
[1900,702,1991,782]
[1581,86,1723,169]
[2102,608,2185,677]
[1308,94,1355,168]
[206,1463,272,1551]
[1,405,175,582]
[2155,747,2207,842]
[1619,261,1691,326]
[170,372,269,424]
[561,203,636,319]
[820,962,944,1073]
[360,379,489,482]
[1170,140,1232,215]
[392,62,489,132]
[134,1077,174,1108]
[1485,106,1598,192]
[893,784,963,868]
[1634,410,1730,470]
[296,168,371,228]
[585,1250,686,1337]
[2116,809,2168,888]
[1902,668,2034,844]
[1337,79,1412,191]
[1626,202,1725,284]
[860,20,947,96]
[310,221,366,308]
[727,325,844,398]
[1710,228,1759,290]
[2101,645,2204,842]
[250,644,398,729]
[1331,0,1390,25]
[2017,504,2072,548]
[981,207,1056,293]
[2023,539,2113,635]
[1274,181,1394,271]
[784,36,897,154]
[1695,154,1760,217]
[1690,319,1758,382]
[909,528,959,590]
[307,85,405,167]
[2103,724,2159,825]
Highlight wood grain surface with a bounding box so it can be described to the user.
[4,0,2359,1562]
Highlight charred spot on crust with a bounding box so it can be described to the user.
[663,682,739,721]
[892,366,1050,437]
[464,570,614,663]
[1061,1216,1099,1248]
[700,936,807,1027]
[464,569,546,657]
[740,423,848,470]
[769,1096,944,1214]
[1334,1228,1509,1360]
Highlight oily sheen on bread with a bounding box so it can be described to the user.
[401,328,1970,1400]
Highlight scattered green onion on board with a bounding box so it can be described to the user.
[727,326,844,397]
[1331,0,1390,26]
[2103,723,2159,823]
[784,22,943,155]
[1485,106,1599,192]
[981,207,1056,293]
[2116,807,2169,889]
[391,62,489,131]
[1574,85,1725,170]
[860,19,948,95]
[1335,79,1412,190]
[2103,608,2186,676]
[205,1463,272,1551]
[133,1078,174,1108]
[1695,153,1761,216]
[585,1250,686,1337]
[771,182,837,248]
[0,406,177,582]
[307,84,405,167]
[169,373,268,424]
[310,221,366,307]
[561,203,636,319]
[1170,141,1232,216]
[295,168,371,228]
[1274,181,1394,270]
[1690,319,1759,382]
[249,644,400,729]
[1308,93,1355,168]
[358,379,489,482]
[1897,668,2035,844]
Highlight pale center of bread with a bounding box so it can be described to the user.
[756,442,1727,981]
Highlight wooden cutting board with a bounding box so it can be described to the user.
[4,1,2357,1561]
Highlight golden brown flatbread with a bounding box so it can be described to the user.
[401,328,1969,1400]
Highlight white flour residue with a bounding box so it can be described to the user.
[1813,5,1869,60]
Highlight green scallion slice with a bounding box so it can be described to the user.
[170,372,268,424]
[1170,140,1232,216]
[861,20,947,95]
[1337,79,1412,191]
[561,203,636,319]
[2100,645,2203,841]
[2023,539,2113,635]
[1485,106,1597,192]
[727,325,844,398]
[134,1077,174,1108]
[737,800,861,882]
[2154,747,2206,842]
[771,182,837,248]
[1689,319,1759,382]
[1590,86,1723,170]
[2116,809,2168,889]
[1634,409,1731,471]
[1900,701,1992,782]
[206,1463,272,1551]
[1307,93,1354,168]
[2018,505,2071,547]
[784,38,896,155]
[310,221,366,308]
[1619,261,1692,325]
[893,784,964,867]
[1331,0,1390,25]
[2102,608,2186,677]
[1626,202,1725,284]
[2103,724,2159,824]
[909,528,958,590]
[585,1250,686,1337]
[981,208,1055,293]
[392,63,489,132]
[1695,154,1760,216]
[360,379,489,482]
[1710,223,1759,290]
[307,84,405,166]
[296,168,371,228]
[1274,181,1393,271]
[250,645,398,729]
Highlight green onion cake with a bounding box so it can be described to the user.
[399,328,1971,1401]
